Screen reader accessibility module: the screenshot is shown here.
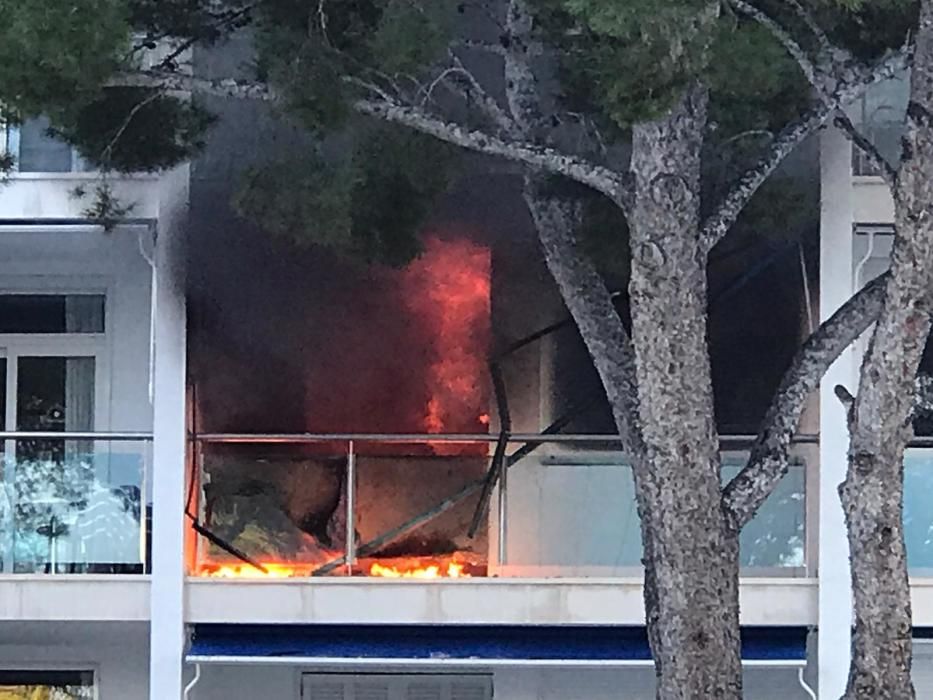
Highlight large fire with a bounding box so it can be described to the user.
[200,556,480,579]
[196,236,493,582]
[402,236,492,448]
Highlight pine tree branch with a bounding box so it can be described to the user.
[834,111,899,188]
[787,0,833,55]
[99,90,164,167]
[446,52,516,136]
[722,273,888,529]
[701,100,833,251]
[701,50,909,252]
[110,69,276,100]
[729,0,821,87]
[353,97,632,208]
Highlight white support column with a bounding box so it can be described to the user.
[818,125,858,697]
[149,166,190,700]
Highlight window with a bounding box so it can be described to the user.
[0,670,94,698]
[3,116,89,174]
[0,291,117,574]
[852,75,909,176]
[0,295,105,334]
[301,674,493,700]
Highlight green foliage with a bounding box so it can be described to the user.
[348,123,459,266]
[233,123,458,266]
[233,154,357,253]
[0,151,13,185]
[578,194,631,288]
[254,31,353,135]
[819,0,918,60]
[254,0,457,133]
[71,182,138,232]
[368,1,450,74]
[127,0,253,45]
[533,0,909,135]
[53,88,215,173]
[0,0,130,121]
[533,0,719,126]
[730,175,818,245]
[707,20,809,138]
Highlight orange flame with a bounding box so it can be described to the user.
[198,556,479,579]
[202,562,305,578]
[369,561,470,578]
[402,236,491,448]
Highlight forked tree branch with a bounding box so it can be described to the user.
[729,0,822,87]
[701,49,909,252]
[701,100,833,251]
[722,273,888,528]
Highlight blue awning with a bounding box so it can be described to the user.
[186,625,808,668]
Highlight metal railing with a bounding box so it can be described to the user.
[0,431,153,575]
[190,432,814,578]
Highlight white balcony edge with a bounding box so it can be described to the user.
[0,575,929,628]
[185,577,818,627]
[0,574,150,621]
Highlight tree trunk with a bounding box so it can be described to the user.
[628,84,743,699]
[842,3,933,697]
[528,84,743,699]
[522,174,675,694]
[502,2,740,694]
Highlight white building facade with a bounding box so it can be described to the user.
[0,77,930,699]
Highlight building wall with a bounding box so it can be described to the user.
[0,225,154,433]
[0,621,149,700]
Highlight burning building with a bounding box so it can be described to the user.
[187,161,566,579]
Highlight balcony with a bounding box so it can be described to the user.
[187,434,808,580]
[0,118,177,221]
[0,431,151,575]
[185,432,813,626]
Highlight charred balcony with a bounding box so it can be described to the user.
[187,433,811,580]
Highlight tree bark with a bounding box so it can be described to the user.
[627,84,743,699]
[842,3,933,697]
[522,171,675,690]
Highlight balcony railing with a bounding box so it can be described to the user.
[0,431,151,574]
[189,433,811,579]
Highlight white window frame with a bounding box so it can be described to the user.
[0,334,110,435]
[0,288,112,535]
[0,284,112,437]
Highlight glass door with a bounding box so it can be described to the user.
[0,347,101,573]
